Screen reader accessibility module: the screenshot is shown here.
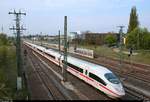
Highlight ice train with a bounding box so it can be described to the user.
[24,41,125,99]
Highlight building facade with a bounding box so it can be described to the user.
[78,32,119,45]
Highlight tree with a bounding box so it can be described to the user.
[126,27,150,50]
[127,6,139,33]
[0,33,9,45]
[104,35,117,47]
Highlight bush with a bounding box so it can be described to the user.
[104,35,117,47]
[0,33,10,46]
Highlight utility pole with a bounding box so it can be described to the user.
[74,32,77,52]
[59,30,61,54]
[9,10,26,90]
[63,16,68,82]
[117,26,125,67]
[40,32,42,46]
[58,30,61,67]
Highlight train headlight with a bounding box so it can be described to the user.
[115,87,125,94]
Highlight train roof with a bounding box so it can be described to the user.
[36,45,46,51]
[45,49,61,58]
[44,47,112,76]
[67,56,112,76]
[25,41,112,76]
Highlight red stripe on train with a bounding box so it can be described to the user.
[69,67,119,96]
[98,83,119,96]
[80,73,94,82]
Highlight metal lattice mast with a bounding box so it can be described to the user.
[117,26,125,66]
[40,32,42,46]
[63,16,68,82]
[9,10,26,90]
[59,30,61,54]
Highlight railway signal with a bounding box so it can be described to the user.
[128,47,133,69]
[128,47,133,57]
[9,10,26,90]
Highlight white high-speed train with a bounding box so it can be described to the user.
[24,41,125,99]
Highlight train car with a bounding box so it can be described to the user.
[24,41,125,99]
[65,56,125,98]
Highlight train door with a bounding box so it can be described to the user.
[58,57,61,67]
[84,68,89,83]
[85,70,88,76]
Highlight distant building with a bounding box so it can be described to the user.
[69,32,77,41]
[78,32,119,45]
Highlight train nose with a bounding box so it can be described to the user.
[119,88,125,96]
[119,89,125,97]
[115,87,125,96]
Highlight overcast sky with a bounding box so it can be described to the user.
[0,0,150,36]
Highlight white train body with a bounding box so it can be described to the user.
[24,41,125,99]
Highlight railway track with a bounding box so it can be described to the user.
[98,57,150,83]
[70,53,150,101]
[102,55,150,70]
[71,53,150,83]
[92,61,150,101]
[27,48,68,100]
[24,44,112,100]
[124,86,150,102]
[32,41,150,72]
[23,43,145,100]
[32,43,150,82]
[124,87,144,100]
[104,63,150,84]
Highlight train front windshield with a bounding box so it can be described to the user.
[104,73,120,84]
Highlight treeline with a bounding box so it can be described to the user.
[0,33,17,99]
[0,33,11,46]
[126,27,150,50]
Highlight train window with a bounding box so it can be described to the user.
[89,72,106,86]
[67,62,83,73]
[104,73,120,84]
[37,49,42,52]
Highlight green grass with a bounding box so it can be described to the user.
[78,45,150,65]
[0,45,28,99]
[131,50,150,65]
[0,46,17,99]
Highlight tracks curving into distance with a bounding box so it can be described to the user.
[27,48,69,100]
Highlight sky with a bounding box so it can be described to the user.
[0,0,150,36]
